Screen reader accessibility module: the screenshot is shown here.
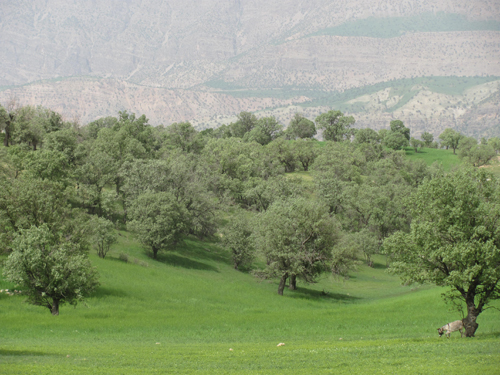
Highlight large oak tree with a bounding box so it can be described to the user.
[384,168,500,336]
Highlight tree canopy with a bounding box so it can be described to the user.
[3,224,99,315]
[384,168,500,337]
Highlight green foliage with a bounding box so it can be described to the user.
[410,137,423,153]
[488,137,500,154]
[253,197,340,295]
[242,175,303,212]
[221,213,255,270]
[421,132,434,147]
[390,120,410,141]
[162,122,205,153]
[127,192,189,259]
[384,168,500,336]
[313,141,363,175]
[286,113,317,139]
[0,105,11,146]
[11,106,46,150]
[230,111,258,138]
[315,110,355,142]
[121,155,219,238]
[439,128,464,154]
[83,116,118,139]
[23,149,72,183]
[3,224,99,315]
[353,128,380,145]
[266,138,297,173]
[290,138,318,171]
[43,128,80,165]
[352,229,379,266]
[458,137,496,167]
[0,177,83,253]
[383,131,409,150]
[330,233,362,278]
[243,116,284,145]
[87,216,117,258]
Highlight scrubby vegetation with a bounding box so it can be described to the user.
[1,104,499,373]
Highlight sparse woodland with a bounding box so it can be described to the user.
[0,104,499,336]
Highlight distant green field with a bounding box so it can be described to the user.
[300,76,500,112]
[204,76,499,107]
[310,12,500,39]
[404,147,462,171]
[1,230,499,374]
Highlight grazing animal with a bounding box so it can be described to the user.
[437,320,464,338]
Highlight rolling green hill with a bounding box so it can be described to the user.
[1,229,499,374]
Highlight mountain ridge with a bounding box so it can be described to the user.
[1,0,499,136]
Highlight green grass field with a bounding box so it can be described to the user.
[1,148,499,374]
[1,230,499,374]
[404,147,462,171]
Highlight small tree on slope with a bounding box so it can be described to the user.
[3,225,99,315]
[384,168,500,337]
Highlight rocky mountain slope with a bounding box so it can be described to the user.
[1,0,499,137]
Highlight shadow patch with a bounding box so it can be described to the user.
[0,349,49,357]
[287,287,361,302]
[156,253,220,272]
[93,287,129,298]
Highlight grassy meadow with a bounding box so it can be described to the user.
[1,147,500,374]
[1,231,499,374]
[404,147,462,171]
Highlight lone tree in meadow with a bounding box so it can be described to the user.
[421,131,434,147]
[439,128,463,154]
[384,168,500,337]
[3,225,99,315]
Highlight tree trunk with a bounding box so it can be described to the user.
[289,275,297,290]
[464,302,479,337]
[278,273,288,296]
[4,119,12,146]
[152,247,158,259]
[51,299,60,316]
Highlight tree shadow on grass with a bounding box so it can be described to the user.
[477,331,500,339]
[156,252,220,272]
[0,349,49,357]
[176,239,233,266]
[371,261,388,270]
[286,287,361,302]
[93,287,129,298]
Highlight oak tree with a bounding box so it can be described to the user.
[384,168,500,337]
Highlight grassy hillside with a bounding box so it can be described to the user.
[1,230,499,374]
[310,12,500,39]
[299,76,500,112]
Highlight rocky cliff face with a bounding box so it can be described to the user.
[1,0,499,136]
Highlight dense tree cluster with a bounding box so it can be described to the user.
[1,103,499,325]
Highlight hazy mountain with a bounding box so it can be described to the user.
[1,0,499,136]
